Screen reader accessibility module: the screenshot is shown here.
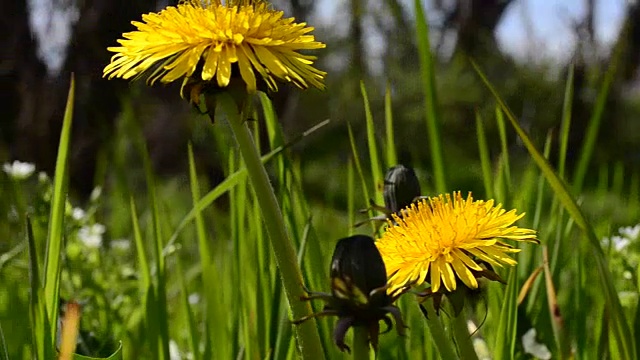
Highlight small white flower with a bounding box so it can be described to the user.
[612,235,630,252]
[169,340,181,360]
[619,225,640,241]
[38,171,49,182]
[78,224,106,248]
[71,208,86,221]
[624,271,633,280]
[111,239,131,251]
[90,186,103,201]
[188,293,200,305]
[522,328,551,360]
[473,338,491,360]
[3,160,35,180]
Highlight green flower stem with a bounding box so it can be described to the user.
[352,326,370,360]
[215,94,323,359]
[420,300,458,360]
[450,309,479,360]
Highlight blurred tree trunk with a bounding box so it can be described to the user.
[0,0,48,162]
[350,0,366,79]
[567,0,640,174]
[3,0,156,195]
[439,0,513,60]
[600,1,640,163]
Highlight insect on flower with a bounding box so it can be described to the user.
[293,235,408,352]
[356,164,422,227]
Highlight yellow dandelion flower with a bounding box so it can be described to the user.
[376,191,537,294]
[103,0,326,97]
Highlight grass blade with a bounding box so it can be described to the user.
[361,82,384,206]
[558,65,574,179]
[384,83,398,167]
[495,107,512,191]
[177,257,200,360]
[130,199,151,289]
[473,60,637,360]
[543,247,571,359]
[27,216,49,360]
[164,119,330,253]
[136,137,170,359]
[475,111,494,198]
[414,0,446,193]
[493,269,518,360]
[0,321,7,360]
[348,121,380,235]
[43,75,75,353]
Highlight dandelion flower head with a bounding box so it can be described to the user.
[103,0,326,97]
[376,191,537,294]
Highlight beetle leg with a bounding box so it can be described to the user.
[383,305,407,336]
[291,309,340,325]
[333,316,355,353]
[379,315,393,334]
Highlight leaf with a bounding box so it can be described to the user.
[42,74,75,359]
[493,269,519,360]
[361,82,384,206]
[414,0,446,193]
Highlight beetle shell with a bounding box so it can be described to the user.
[330,235,388,299]
[383,165,421,214]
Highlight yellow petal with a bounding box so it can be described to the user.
[202,47,219,81]
[439,258,457,292]
[430,259,441,293]
[450,255,478,289]
[236,46,256,92]
[453,248,482,271]
[216,45,232,87]
[253,45,288,78]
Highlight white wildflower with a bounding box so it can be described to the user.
[473,338,491,360]
[522,328,551,360]
[90,186,102,201]
[111,239,131,251]
[38,171,49,182]
[612,235,630,252]
[3,160,35,180]
[78,224,106,248]
[71,207,86,221]
[619,225,640,241]
[188,293,200,305]
[169,340,181,360]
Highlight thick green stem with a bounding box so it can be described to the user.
[420,300,458,360]
[450,308,479,360]
[215,94,323,359]
[352,326,370,360]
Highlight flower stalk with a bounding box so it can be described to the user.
[450,308,479,360]
[419,300,458,360]
[214,93,323,358]
[352,326,370,360]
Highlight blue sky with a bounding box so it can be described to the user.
[315,0,627,65]
[496,0,625,61]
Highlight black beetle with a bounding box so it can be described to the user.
[293,235,407,352]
